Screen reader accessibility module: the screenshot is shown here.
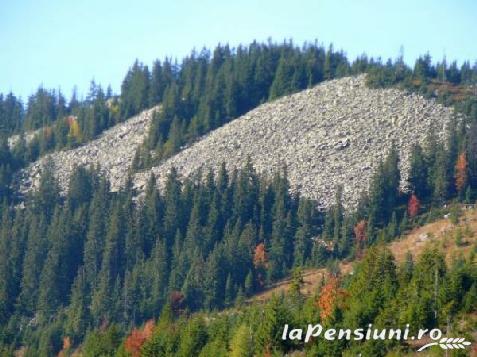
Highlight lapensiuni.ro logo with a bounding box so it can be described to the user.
[282,324,472,352]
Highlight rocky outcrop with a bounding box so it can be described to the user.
[8,130,40,149]
[18,75,457,209]
[17,107,158,194]
[134,75,456,208]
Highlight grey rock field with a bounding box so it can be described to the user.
[17,106,158,194]
[17,75,457,209]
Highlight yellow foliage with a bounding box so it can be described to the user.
[68,119,81,141]
[110,102,120,117]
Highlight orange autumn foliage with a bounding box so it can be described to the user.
[407,194,421,218]
[455,152,468,193]
[353,220,367,244]
[124,319,155,357]
[253,243,268,288]
[253,243,268,268]
[316,276,348,322]
[142,320,155,338]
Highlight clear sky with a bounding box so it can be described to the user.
[1,0,476,101]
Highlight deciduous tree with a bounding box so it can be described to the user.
[407,193,421,218]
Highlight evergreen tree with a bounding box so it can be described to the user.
[408,144,429,200]
[0,209,14,324]
[120,60,151,119]
[177,318,208,357]
[65,268,89,341]
[229,324,254,357]
[37,208,70,316]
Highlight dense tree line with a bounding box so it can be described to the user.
[0,40,355,170]
[1,114,476,354]
[1,39,367,196]
[135,41,354,164]
[366,53,477,121]
[10,83,120,162]
[2,40,477,174]
[0,83,120,136]
[0,40,400,171]
[0,161,330,354]
[74,245,476,357]
[367,52,477,89]
[0,94,23,134]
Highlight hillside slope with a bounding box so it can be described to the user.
[251,205,477,302]
[17,76,457,208]
[134,75,456,208]
[17,106,158,194]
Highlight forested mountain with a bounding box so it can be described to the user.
[1,125,477,355]
[2,40,355,205]
[17,75,457,211]
[2,40,477,197]
[106,242,476,357]
[0,39,477,355]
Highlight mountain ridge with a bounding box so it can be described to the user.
[134,75,456,208]
[17,75,457,208]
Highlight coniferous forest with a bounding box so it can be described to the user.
[0,39,477,355]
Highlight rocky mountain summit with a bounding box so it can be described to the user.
[18,75,457,208]
[17,106,158,194]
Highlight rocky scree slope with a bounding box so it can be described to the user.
[134,75,456,208]
[17,106,158,194]
[18,76,456,208]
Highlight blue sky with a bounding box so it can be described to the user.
[0,0,476,101]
